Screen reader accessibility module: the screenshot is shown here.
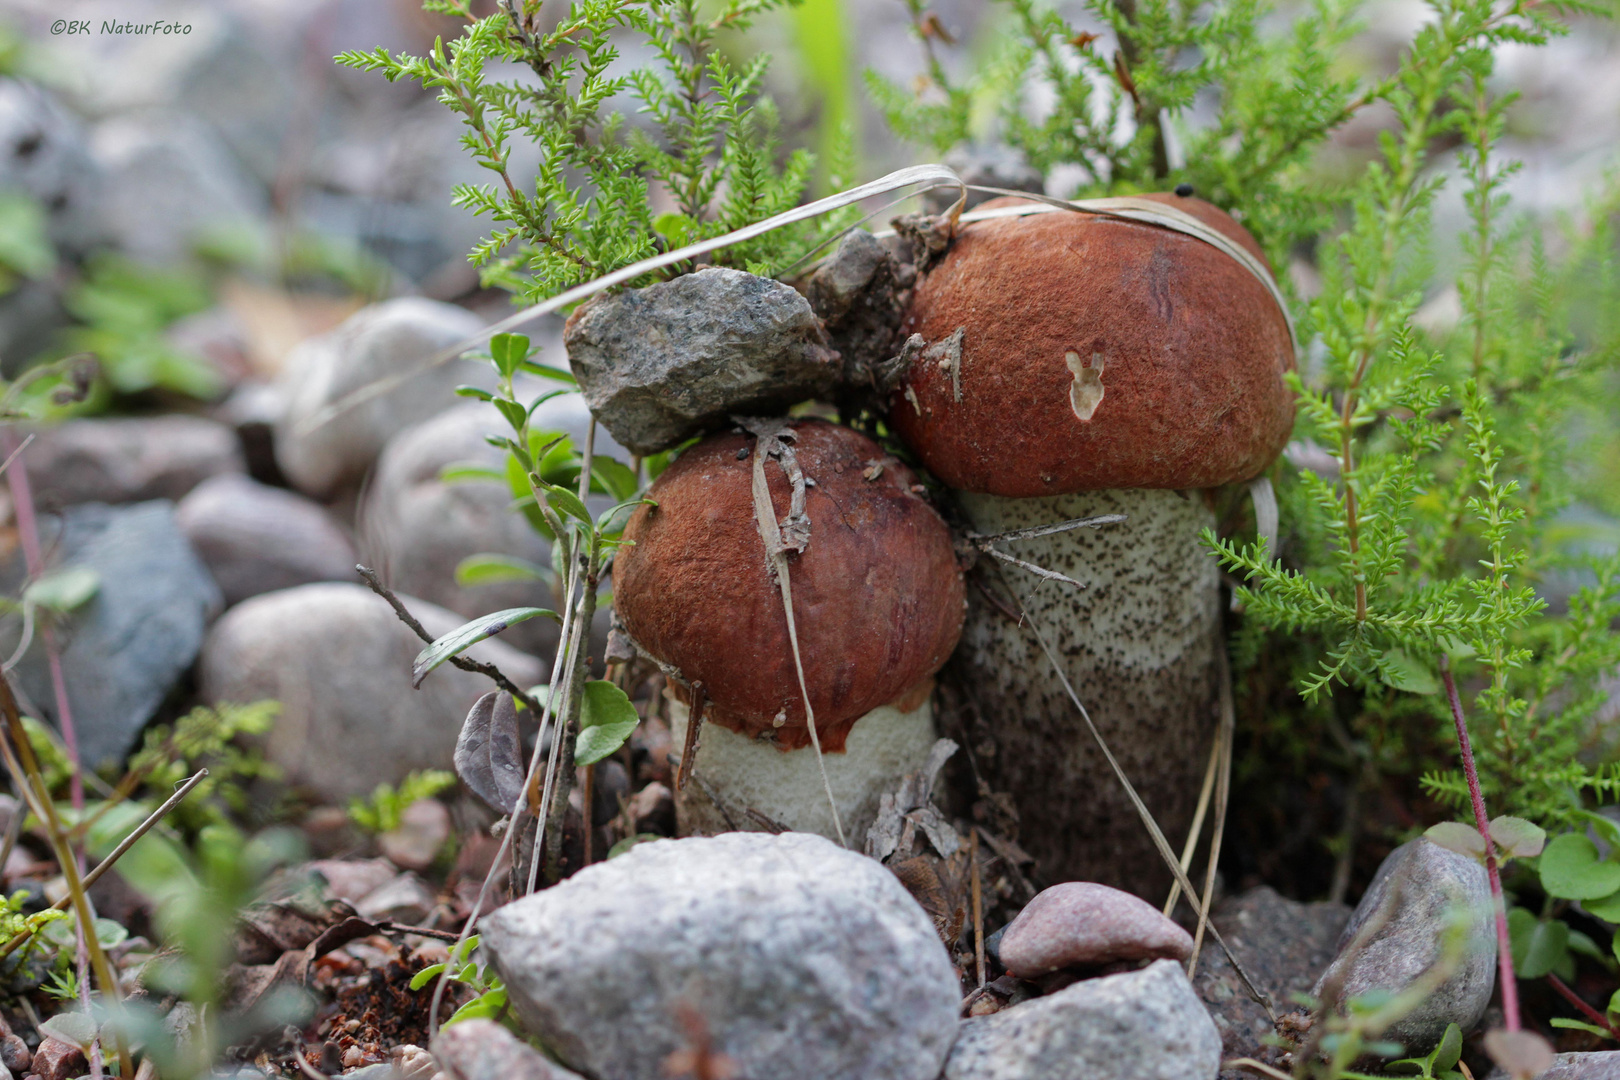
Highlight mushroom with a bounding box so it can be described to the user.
[889,191,1295,896]
[611,418,966,841]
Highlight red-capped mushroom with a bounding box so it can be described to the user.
[612,418,965,840]
[889,190,1295,896]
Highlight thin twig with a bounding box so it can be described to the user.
[355,566,540,713]
[1439,653,1519,1031]
[0,770,210,960]
[967,513,1128,545]
[675,681,706,794]
[977,546,1086,588]
[970,829,985,989]
[1546,972,1620,1037]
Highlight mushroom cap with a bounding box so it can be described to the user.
[890,193,1296,497]
[613,419,965,752]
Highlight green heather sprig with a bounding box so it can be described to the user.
[339,0,851,305]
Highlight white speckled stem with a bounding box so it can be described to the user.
[669,695,939,842]
[954,488,1222,898]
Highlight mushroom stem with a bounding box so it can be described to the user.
[954,487,1221,897]
[667,694,940,842]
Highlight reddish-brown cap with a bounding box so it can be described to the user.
[891,194,1295,497]
[612,419,965,752]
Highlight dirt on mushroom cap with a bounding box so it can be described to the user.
[891,195,1296,497]
[613,419,965,752]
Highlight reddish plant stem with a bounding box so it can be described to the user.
[1439,652,1519,1031]
[1546,972,1619,1037]
[3,436,85,811]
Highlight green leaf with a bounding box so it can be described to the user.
[409,963,446,990]
[591,457,640,502]
[1549,1018,1613,1039]
[544,483,593,525]
[489,333,530,378]
[454,385,496,401]
[1541,834,1620,900]
[443,986,507,1028]
[1610,987,1620,1016]
[1585,888,1620,922]
[23,567,100,612]
[1569,929,1604,960]
[575,680,640,766]
[0,193,57,280]
[608,833,664,859]
[1380,647,1439,694]
[454,554,545,586]
[440,461,506,484]
[1424,822,1486,861]
[1489,816,1546,859]
[494,397,528,433]
[1431,1023,1463,1072]
[516,360,576,384]
[412,607,560,685]
[1508,907,1569,979]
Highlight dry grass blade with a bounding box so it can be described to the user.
[1163,732,1220,918]
[1187,652,1236,977]
[744,424,846,848]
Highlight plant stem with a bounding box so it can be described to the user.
[1439,652,1519,1031]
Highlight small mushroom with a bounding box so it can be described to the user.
[890,192,1295,895]
[612,419,966,840]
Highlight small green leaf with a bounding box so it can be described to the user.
[1431,1023,1463,1071]
[575,680,640,766]
[494,397,528,433]
[440,461,506,484]
[443,986,507,1028]
[1508,908,1569,979]
[544,483,593,525]
[1380,647,1439,694]
[1586,888,1620,922]
[1425,821,1486,861]
[454,385,496,401]
[1569,929,1604,960]
[1541,834,1620,900]
[489,333,530,378]
[1609,987,1620,1016]
[1489,816,1546,859]
[409,963,447,990]
[590,457,640,502]
[413,607,560,685]
[23,567,100,612]
[516,360,576,384]
[454,554,545,586]
[1549,1018,1613,1039]
[608,834,664,859]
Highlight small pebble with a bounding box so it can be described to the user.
[998,881,1194,978]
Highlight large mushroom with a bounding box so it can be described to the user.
[890,191,1295,896]
[611,418,966,841]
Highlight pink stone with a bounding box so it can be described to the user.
[999,882,1195,978]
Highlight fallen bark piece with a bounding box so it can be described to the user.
[943,959,1221,1080]
[564,267,839,454]
[1311,838,1495,1059]
[998,881,1194,977]
[432,1019,585,1080]
[480,832,959,1080]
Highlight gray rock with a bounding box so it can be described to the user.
[274,298,491,497]
[197,582,543,801]
[564,267,840,455]
[359,403,568,656]
[944,959,1222,1080]
[923,143,1045,214]
[176,474,357,606]
[24,415,245,511]
[1195,886,1351,1073]
[481,832,959,1080]
[6,502,221,769]
[1312,839,1495,1059]
[87,109,267,265]
[999,882,1194,977]
[1485,1051,1620,1079]
[432,1019,586,1080]
[0,77,106,258]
